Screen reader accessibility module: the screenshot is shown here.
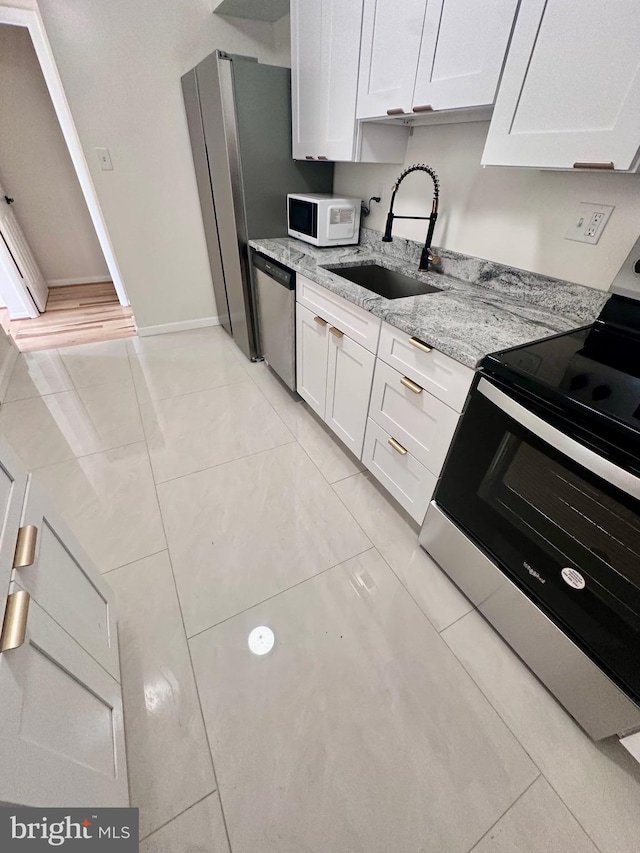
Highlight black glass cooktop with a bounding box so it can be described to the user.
[483,294,640,437]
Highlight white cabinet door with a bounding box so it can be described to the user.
[13,479,120,682]
[291,0,323,159]
[413,0,518,111]
[291,0,364,161]
[0,441,27,630]
[482,0,640,170]
[296,304,330,417]
[325,331,375,457]
[357,0,428,119]
[0,586,128,807]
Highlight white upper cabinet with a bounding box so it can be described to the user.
[413,0,519,112]
[357,0,428,119]
[482,0,640,170]
[291,0,364,161]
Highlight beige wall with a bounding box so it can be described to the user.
[37,0,289,329]
[0,23,109,285]
[335,121,640,291]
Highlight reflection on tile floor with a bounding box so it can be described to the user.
[4,326,640,851]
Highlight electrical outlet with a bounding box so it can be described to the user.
[95,147,113,171]
[565,202,614,245]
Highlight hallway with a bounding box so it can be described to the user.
[1,281,135,351]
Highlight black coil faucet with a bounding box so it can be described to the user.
[382,164,440,272]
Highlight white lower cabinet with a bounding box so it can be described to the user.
[361,418,436,524]
[296,286,379,458]
[0,586,128,808]
[369,358,459,475]
[0,440,128,807]
[296,303,329,418]
[325,331,375,457]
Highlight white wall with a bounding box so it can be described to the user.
[335,121,640,291]
[36,0,289,329]
[0,23,109,284]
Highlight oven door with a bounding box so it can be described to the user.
[435,376,640,702]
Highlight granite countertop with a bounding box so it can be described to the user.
[249,230,609,369]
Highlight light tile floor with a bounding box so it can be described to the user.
[4,326,640,852]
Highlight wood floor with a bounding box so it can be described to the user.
[2,282,136,352]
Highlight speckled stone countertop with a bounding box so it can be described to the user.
[249,228,609,369]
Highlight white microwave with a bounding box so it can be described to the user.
[287,193,361,247]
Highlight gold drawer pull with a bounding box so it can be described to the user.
[305,155,316,160]
[317,155,329,161]
[388,437,408,455]
[412,104,433,113]
[573,161,614,170]
[386,108,406,115]
[401,375,423,394]
[13,525,38,568]
[330,326,344,338]
[313,315,327,326]
[409,336,432,354]
[0,590,30,652]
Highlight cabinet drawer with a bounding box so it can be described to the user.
[361,418,436,524]
[377,322,473,412]
[296,275,381,353]
[369,359,459,475]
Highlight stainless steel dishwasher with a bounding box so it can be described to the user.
[253,252,296,391]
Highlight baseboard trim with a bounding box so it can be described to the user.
[47,276,113,287]
[136,316,222,337]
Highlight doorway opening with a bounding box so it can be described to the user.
[0,7,134,351]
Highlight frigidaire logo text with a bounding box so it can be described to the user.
[523,561,546,584]
[10,815,131,847]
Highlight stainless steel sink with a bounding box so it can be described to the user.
[324,262,441,299]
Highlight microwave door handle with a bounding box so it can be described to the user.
[478,378,640,501]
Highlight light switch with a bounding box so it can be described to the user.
[95,147,113,171]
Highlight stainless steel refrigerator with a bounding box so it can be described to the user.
[182,51,333,361]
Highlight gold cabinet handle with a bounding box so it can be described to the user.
[305,155,316,160]
[401,375,423,394]
[388,437,407,455]
[317,155,329,160]
[409,336,432,353]
[573,162,614,170]
[0,590,30,652]
[386,108,406,115]
[412,104,433,113]
[13,525,38,568]
[329,327,344,338]
[313,316,327,326]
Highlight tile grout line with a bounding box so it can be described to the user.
[243,363,367,490]
[327,472,453,635]
[27,438,147,474]
[101,548,168,576]
[463,773,541,853]
[124,341,235,852]
[185,545,377,641]
[138,789,217,843]
[438,618,604,850]
[150,435,298,488]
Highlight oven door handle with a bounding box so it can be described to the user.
[478,378,640,501]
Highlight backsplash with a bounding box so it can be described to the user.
[360,227,609,326]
